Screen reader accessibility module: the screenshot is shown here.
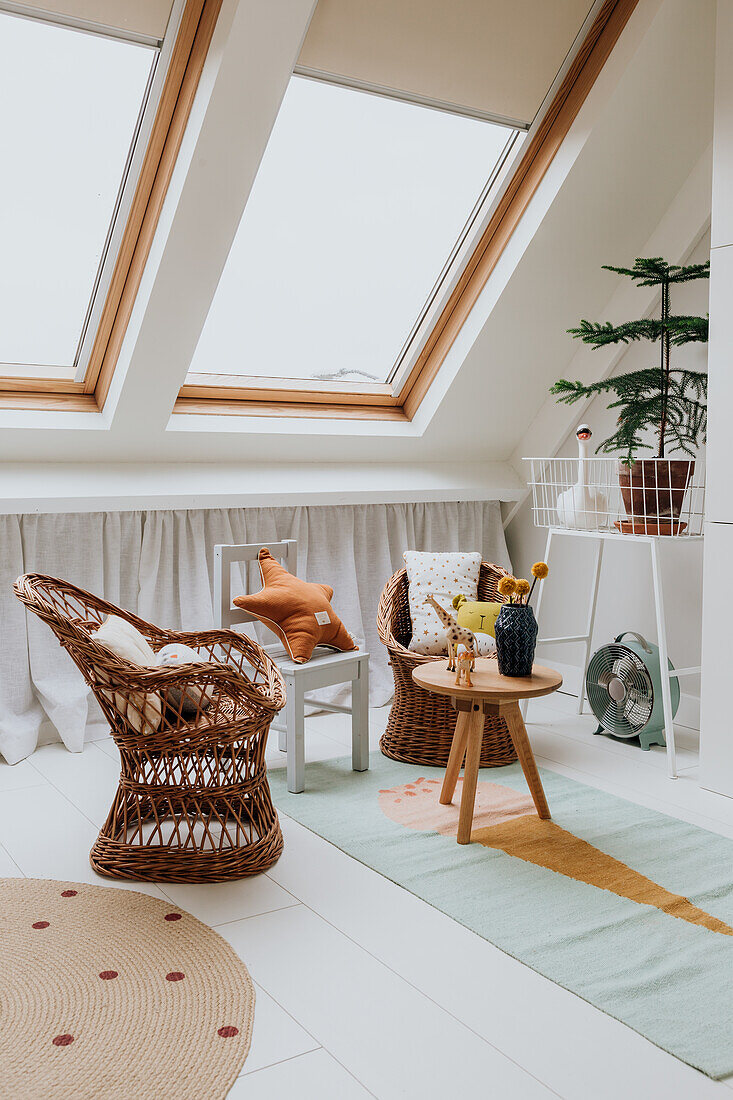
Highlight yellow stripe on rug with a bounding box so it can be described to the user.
[472,816,733,937]
[378,776,733,937]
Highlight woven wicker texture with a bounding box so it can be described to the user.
[0,878,254,1099]
[376,563,518,768]
[14,574,286,882]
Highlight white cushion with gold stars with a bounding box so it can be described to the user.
[404,551,481,656]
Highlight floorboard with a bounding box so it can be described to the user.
[2,698,732,1098]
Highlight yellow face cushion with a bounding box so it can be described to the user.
[452,594,502,638]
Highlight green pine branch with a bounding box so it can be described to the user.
[668,369,707,402]
[554,256,708,462]
[551,368,707,405]
[666,315,709,344]
[602,257,710,286]
[550,369,662,404]
[595,410,659,462]
[567,316,708,348]
[551,369,708,464]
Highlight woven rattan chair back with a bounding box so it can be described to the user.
[14,573,286,882]
[376,562,518,768]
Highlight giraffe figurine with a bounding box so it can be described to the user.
[425,594,477,672]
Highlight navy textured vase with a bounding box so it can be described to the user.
[494,605,538,677]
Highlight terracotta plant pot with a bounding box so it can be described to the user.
[616,459,694,535]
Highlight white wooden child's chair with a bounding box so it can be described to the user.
[214,540,369,793]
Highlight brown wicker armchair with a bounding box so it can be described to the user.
[376,562,518,768]
[14,573,286,883]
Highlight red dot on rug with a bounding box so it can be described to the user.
[99,971,118,980]
[164,913,182,922]
[61,890,77,898]
[32,921,50,929]
[52,1034,74,1047]
[166,971,185,982]
[217,1026,239,1038]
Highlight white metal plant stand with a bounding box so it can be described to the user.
[531,528,703,780]
[524,453,706,781]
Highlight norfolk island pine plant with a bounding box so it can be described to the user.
[550,257,709,532]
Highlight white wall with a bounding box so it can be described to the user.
[700,0,733,793]
[0,459,523,514]
[505,231,710,725]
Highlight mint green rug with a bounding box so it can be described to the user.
[269,753,733,1078]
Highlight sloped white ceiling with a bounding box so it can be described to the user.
[0,0,715,476]
[431,0,714,460]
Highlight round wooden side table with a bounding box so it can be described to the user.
[412,659,563,844]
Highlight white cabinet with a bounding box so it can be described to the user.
[700,1,733,794]
[705,246,733,523]
[700,521,733,795]
[712,0,733,247]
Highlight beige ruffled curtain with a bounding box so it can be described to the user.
[0,501,510,764]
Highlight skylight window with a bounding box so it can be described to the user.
[0,9,155,376]
[189,76,517,386]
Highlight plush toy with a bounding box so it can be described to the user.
[452,594,502,638]
[91,619,215,729]
[472,631,496,657]
[92,615,162,734]
[156,642,214,718]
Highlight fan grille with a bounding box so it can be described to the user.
[586,644,653,737]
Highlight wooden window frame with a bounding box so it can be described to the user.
[0,0,222,413]
[0,0,637,420]
[175,0,639,422]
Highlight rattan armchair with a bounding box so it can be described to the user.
[14,573,286,883]
[376,562,518,768]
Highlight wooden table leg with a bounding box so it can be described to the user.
[503,702,551,820]
[440,710,470,805]
[457,708,485,844]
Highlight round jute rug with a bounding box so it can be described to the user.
[0,878,255,1099]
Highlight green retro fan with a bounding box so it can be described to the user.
[585,631,679,750]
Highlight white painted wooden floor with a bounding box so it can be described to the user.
[1,694,732,1099]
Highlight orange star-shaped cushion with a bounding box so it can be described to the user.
[232,548,358,663]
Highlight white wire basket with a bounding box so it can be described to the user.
[524,456,705,536]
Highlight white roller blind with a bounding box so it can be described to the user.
[191,77,512,385]
[16,0,175,39]
[298,0,595,125]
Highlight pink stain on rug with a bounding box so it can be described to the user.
[378,777,535,837]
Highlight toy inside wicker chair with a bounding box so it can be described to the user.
[14,573,285,883]
[376,561,518,768]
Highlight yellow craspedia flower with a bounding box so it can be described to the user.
[531,561,549,580]
[515,579,530,598]
[497,575,517,597]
